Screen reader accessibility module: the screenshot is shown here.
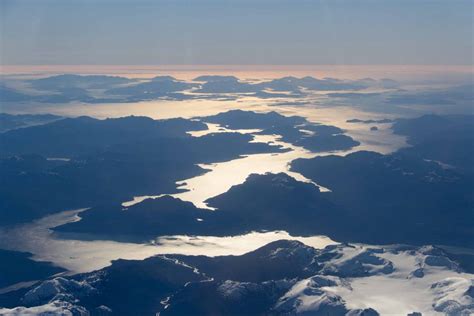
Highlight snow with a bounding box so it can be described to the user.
[2,240,472,315]
[431,277,473,314]
[0,301,88,316]
[323,245,473,315]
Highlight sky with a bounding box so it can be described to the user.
[0,0,472,66]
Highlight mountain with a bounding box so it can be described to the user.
[0,115,207,157]
[0,114,286,226]
[105,76,197,100]
[56,145,474,249]
[0,249,65,288]
[292,150,474,247]
[1,240,471,315]
[262,76,373,92]
[0,85,33,102]
[194,76,260,93]
[202,110,360,152]
[55,173,342,239]
[0,113,62,133]
[202,109,306,129]
[393,114,474,171]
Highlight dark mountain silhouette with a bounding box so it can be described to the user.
[0,85,33,102]
[292,150,474,247]
[192,75,386,96]
[1,74,400,104]
[262,76,372,92]
[393,114,474,171]
[194,75,260,93]
[0,115,285,226]
[170,240,320,283]
[258,124,360,152]
[0,115,207,157]
[203,110,359,152]
[105,76,197,99]
[57,147,474,248]
[202,109,306,129]
[2,240,463,315]
[0,113,62,133]
[0,249,65,288]
[55,173,341,240]
[387,84,474,106]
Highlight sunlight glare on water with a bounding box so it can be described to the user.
[0,209,337,274]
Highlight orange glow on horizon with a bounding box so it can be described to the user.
[1,64,472,81]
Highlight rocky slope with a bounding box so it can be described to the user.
[1,240,472,315]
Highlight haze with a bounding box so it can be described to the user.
[1,0,472,65]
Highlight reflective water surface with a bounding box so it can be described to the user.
[0,70,411,278]
[0,209,336,274]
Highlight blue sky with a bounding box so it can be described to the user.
[1,0,472,65]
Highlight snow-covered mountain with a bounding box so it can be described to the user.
[1,240,472,315]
